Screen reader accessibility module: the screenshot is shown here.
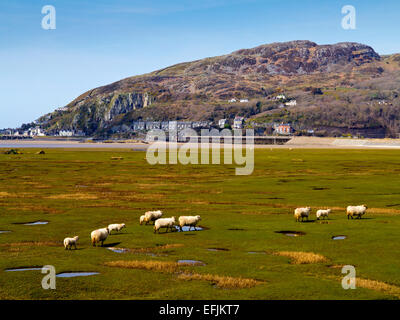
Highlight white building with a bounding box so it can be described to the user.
[26,127,46,137]
[285,100,297,107]
[233,117,245,129]
[240,99,249,103]
[228,98,237,103]
[59,130,74,137]
[218,119,228,129]
[276,94,286,100]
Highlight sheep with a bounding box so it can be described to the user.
[63,236,79,250]
[154,217,176,234]
[143,210,163,225]
[346,205,367,220]
[316,209,331,220]
[178,215,201,231]
[91,227,109,247]
[294,207,311,222]
[139,215,146,225]
[108,223,126,234]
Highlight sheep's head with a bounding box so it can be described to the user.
[362,204,368,209]
[327,209,331,213]
[122,223,126,228]
[196,215,201,220]
[74,236,79,241]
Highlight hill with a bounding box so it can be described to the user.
[35,41,400,138]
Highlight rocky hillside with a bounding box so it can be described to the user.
[35,40,400,137]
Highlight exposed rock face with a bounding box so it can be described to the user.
[36,40,387,136]
[107,92,154,121]
[230,41,380,74]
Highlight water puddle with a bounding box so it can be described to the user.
[175,226,204,232]
[56,272,99,278]
[332,235,347,240]
[207,248,229,252]
[5,267,42,272]
[177,260,205,266]
[0,231,11,234]
[247,251,266,254]
[14,221,49,226]
[275,231,306,237]
[107,247,128,253]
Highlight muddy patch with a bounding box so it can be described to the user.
[56,272,99,278]
[332,235,347,240]
[5,266,42,272]
[317,221,331,224]
[275,231,306,237]
[177,260,205,266]
[312,187,329,191]
[227,228,245,231]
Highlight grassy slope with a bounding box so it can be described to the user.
[0,149,400,299]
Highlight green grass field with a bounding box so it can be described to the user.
[1,148,400,300]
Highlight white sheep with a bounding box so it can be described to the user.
[108,223,126,234]
[91,227,109,247]
[294,207,311,222]
[347,205,367,219]
[154,217,176,233]
[139,215,146,225]
[178,215,201,231]
[316,209,331,220]
[63,236,79,250]
[143,210,163,225]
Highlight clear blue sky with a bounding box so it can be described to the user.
[1,0,399,128]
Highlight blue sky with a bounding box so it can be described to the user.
[1,0,399,128]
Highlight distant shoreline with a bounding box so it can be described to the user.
[2,137,400,149]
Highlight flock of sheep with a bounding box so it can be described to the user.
[63,211,202,250]
[294,205,368,222]
[139,210,202,233]
[63,206,367,250]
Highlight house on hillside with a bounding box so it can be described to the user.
[285,100,297,107]
[218,119,228,128]
[228,98,237,103]
[240,99,249,103]
[233,117,245,129]
[274,123,294,135]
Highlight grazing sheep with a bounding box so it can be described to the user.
[63,236,79,250]
[139,215,146,225]
[108,223,126,234]
[178,215,201,231]
[347,205,367,219]
[154,217,176,234]
[143,210,163,225]
[294,207,311,222]
[316,209,331,220]
[91,227,109,247]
